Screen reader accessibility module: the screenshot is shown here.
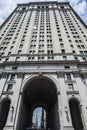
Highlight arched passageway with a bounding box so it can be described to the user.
[17,76,60,130]
[69,99,83,130]
[0,98,11,130]
[32,107,46,129]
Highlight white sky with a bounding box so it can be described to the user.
[0,0,87,25]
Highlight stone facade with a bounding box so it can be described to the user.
[0,1,87,130]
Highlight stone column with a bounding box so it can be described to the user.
[57,72,74,130]
[13,73,24,130]
[73,72,87,130]
[4,73,24,130]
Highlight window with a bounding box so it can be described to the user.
[74,57,78,60]
[12,66,17,70]
[80,51,83,55]
[8,52,11,55]
[61,49,65,54]
[60,43,64,48]
[19,44,23,48]
[59,38,62,42]
[48,56,54,60]
[65,66,70,69]
[66,74,71,80]
[16,57,20,61]
[63,56,67,60]
[47,50,53,54]
[68,84,74,91]
[38,56,44,60]
[28,56,35,61]
[84,51,87,55]
[17,50,22,54]
[10,46,13,50]
[10,74,15,81]
[7,84,13,91]
[70,44,74,48]
[5,58,9,62]
[72,50,75,54]
[82,57,86,61]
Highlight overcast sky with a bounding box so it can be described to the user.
[0,0,87,26]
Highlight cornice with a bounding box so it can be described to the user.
[0,60,79,66]
[17,2,69,6]
[0,71,87,79]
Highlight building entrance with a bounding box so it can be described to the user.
[17,76,60,130]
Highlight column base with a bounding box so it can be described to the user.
[3,125,14,130]
[63,126,74,130]
[84,127,87,130]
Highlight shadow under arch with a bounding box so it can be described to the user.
[69,98,83,130]
[17,75,60,130]
[0,98,11,130]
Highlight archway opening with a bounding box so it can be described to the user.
[17,76,60,130]
[69,98,83,130]
[32,107,46,129]
[0,98,11,130]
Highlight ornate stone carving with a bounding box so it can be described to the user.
[72,71,80,78]
[56,72,65,78]
[10,106,14,122]
[38,71,43,76]
[1,72,9,78]
[81,72,87,79]
[65,107,70,122]
[17,72,24,78]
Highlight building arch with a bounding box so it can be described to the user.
[0,98,11,130]
[21,74,58,92]
[69,97,83,130]
[17,75,60,130]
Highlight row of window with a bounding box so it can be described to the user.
[6,83,76,92]
[5,73,78,92]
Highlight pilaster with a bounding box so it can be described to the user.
[4,72,24,130]
[57,72,73,130]
[73,72,87,128]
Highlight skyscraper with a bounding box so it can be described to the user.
[0,1,87,130]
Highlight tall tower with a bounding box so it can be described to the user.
[0,1,87,130]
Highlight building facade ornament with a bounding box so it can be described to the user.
[17,72,25,78]
[56,72,65,78]
[80,72,87,79]
[1,72,9,78]
[72,71,80,78]
[38,71,43,76]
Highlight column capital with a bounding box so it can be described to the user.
[81,72,87,79]
[56,71,65,78]
[17,72,24,78]
[72,71,80,78]
[1,72,9,78]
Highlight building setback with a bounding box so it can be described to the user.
[0,1,87,130]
